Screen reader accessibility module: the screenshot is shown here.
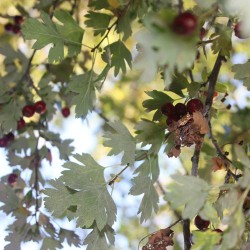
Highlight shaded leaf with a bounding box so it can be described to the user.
[83,225,115,250]
[135,119,166,154]
[103,40,132,76]
[85,11,112,36]
[22,10,84,63]
[103,121,136,166]
[129,156,159,222]
[165,175,210,219]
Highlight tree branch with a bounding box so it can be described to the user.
[183,51,225,250]
[178,0,183,13]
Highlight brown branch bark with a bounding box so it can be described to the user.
[183,51,225,250]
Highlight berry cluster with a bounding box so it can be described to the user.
[142,228,174,250]
[161,99,208,157]
[4,15,24,34]
[22,100,47,118]
[0,132,14,148]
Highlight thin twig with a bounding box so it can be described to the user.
[108,163,130,185]
[91,21,118,52]
[178,0,183,13]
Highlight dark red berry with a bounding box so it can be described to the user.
[0,137,8,148]
[172,12,197,36]
[234,22,249,39]
[34,100,47,114]
[8,173,18,186]
[174,103,187,119]
[161,102,175,117]
[12,24,21,34]
[194,215,210,230]
[4,23,13,32]
[226,104,231,110]
[187,99,204,114]
[22,105,35,118]
[61,107,70,118]
[200,27,206,40]
[14,15,24,25]
[17,118,26,130]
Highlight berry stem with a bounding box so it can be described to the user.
[178,0,183,14]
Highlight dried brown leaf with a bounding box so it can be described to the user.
[211,157,226,172]
[192,111,209,134]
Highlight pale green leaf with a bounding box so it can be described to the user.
[129,156,159,222]
[68,72,96,118]
[165,175,210,219]
[43,180,74,218]
[83,225,115,250]
[192,230,221,250]
[0,183,19,213]
[41,238,63,250]
[22,10,84,63]
[232,61,250,90]
[59,229,81,247]
[103,121,136,166]
[134,13,197,86]
[45,154,117,231]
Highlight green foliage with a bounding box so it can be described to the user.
[135,119,166,154]
[44,153,117,231]
[129,155,159,222]
[102,40,132,77]
[103,121,136,166]
[232,61,250,90]
[0,0,250,249]
[85,11,112,36]
[68,72,98,118]
[22,10,84,63]
[165,175,210,219]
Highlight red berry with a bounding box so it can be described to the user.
[17,118,26,130]
[194,215,210,230]
[61,107,70,118]
[22,105,35,118]
[174,103,187,119]
[14,15,24,25]
[7,173,18,186]
[172,12,197,36]
[12,24,21,34]
[234,22,249,39]
[0,137,8,148]
[4,23,13,32]
[161,102,175,117]
[187,99,204,114]
[34,100,47,114]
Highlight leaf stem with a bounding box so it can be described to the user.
[108,163,130,185]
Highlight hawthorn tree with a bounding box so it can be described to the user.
[0,0,250,249]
